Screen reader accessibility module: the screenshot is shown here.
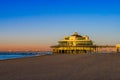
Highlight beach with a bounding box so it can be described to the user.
[0,53,120,80]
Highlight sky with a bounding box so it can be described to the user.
[0,0,120,51]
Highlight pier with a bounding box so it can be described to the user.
[51,32,119,54]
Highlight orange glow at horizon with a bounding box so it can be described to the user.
[0,44,51,52]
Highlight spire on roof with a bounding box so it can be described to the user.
[72,32,82,37]
[73,32,78,36]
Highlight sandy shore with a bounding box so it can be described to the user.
[0,53,120,80]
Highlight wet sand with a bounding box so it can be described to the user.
[0,53,120,80]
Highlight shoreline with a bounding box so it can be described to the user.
[0,52,119,61]
[0,53,49,61]
[0,52,52,61]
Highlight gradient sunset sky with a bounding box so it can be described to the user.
[0,0,120,51]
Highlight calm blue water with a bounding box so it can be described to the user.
[0,52,52,60]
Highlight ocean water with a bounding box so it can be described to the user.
[0,52,52,60]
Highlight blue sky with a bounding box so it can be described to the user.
[0,0,120,51]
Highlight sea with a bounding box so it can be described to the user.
[0,52,52,60]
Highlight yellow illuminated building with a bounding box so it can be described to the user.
[51,32,97,53]
[51,32,120,53]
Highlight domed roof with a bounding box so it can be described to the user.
[72,32,82,37]
[74,32,78,36]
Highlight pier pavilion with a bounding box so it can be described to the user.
[51,32,97,54]
[51,32,118,54]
